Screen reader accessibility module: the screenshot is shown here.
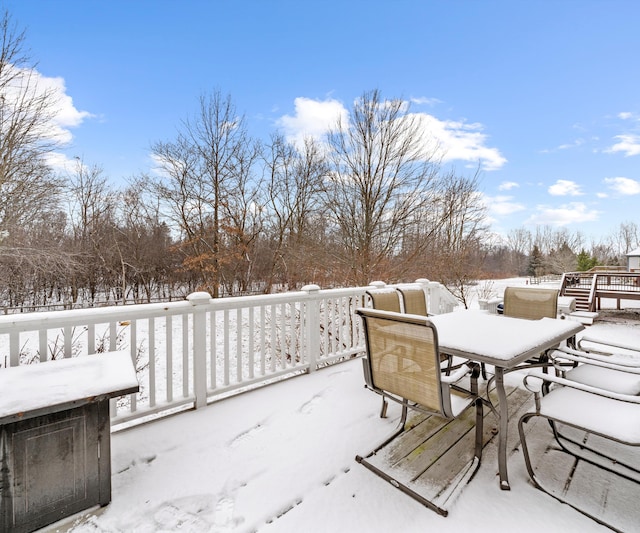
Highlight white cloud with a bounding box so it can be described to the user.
[4,66,92,144]
[557,139,585,150]
[525,202,600,226]
[410,96,442,106]
[276,97,348,147]
[413,114,507,171]
[2,66,93,172]
[483,194,526,216]
[548,179,583,196]
[605,134,640,156]
[277,97,507,171]
[618,111,634,120]
[604,176,640,195]
[498,181,519,191]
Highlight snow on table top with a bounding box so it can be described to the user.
[0,351,139,422]
[429,310,584,365]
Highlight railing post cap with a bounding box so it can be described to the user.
[301,284,321,292]
[187,292,212,305]
[369,281,386,288]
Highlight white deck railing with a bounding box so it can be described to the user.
[0,279,458,429]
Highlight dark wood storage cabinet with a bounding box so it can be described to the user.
[0,352,138,533]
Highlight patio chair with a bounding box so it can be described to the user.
[365,288,401,313]
[548,346,640,396]
[577,334,640,358]
[518,369,640,531]
[396,284,429,316]
[366,287,458,400]
[396,280,493,380]
[502,287,562,369]
[502,286,558,321]
[355,307,483,516]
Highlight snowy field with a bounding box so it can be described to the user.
[39,279,640,532]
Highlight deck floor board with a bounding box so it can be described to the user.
[362,380,640,530]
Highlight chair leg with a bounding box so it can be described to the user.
[380,398,388,418]
[473,398,483,465]
[355,455,450,516]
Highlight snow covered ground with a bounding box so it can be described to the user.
[42,279,639,533]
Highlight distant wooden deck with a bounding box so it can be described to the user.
[561,271,640,311]
[362,382,640,531]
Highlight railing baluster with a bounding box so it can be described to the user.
[10,331,19,366]
[109,322,117,352]
[39,330,47,362]
[210,310,217,390]
[87,323,95,355]
[260,305,266,376]
[64,325,72,358]
[280,303,287,369]
[130,319,138,413]
[236,308,242,382]
[166,315,173,403]
[148,317,156,408]
[182,313,189,398]
[223,309,230,386]
[248,306,255,379]
[270,304,276,372]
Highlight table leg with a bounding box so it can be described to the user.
[495,367,510,490]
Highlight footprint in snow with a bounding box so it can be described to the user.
[299,393,324,414]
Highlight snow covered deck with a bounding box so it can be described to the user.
[43,314,639,533]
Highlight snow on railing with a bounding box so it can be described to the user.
[0,279,457,428]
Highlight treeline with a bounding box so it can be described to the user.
[0,10,638,309]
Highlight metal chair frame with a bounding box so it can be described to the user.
[355,307,483,516]
[519,372,640,532]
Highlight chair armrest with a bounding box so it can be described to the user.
[549,347,640,372]
[441,363,472,384]
[523,372,640,404]
[577,335,640,356]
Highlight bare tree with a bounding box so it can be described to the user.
[151,90,259,297]
[262,134,328,291]
[324,89,441,285]
[66,159,117,302]
[425,170,490,307]
[0,10,62,233]
[505,228,532,275]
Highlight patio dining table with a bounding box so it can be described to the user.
[428,310,584,490]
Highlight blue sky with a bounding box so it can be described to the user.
[5,0,640,241]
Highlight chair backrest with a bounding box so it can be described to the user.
[356,308,443,414]
[503,287,558,320]
[366,289,402,313]
[396,285,428,316]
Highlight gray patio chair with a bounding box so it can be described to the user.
[548,346,640,396]
[502,286,562,368]
[366,288,456,410]
[519,369,640,530]
[365,288,402,313]
[355,307,483,516]
[396,284,430,316]
[577,334,640,357]
[503,286,558,320]
[396,284,487,379]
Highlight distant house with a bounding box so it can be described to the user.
[627,247,640,272]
